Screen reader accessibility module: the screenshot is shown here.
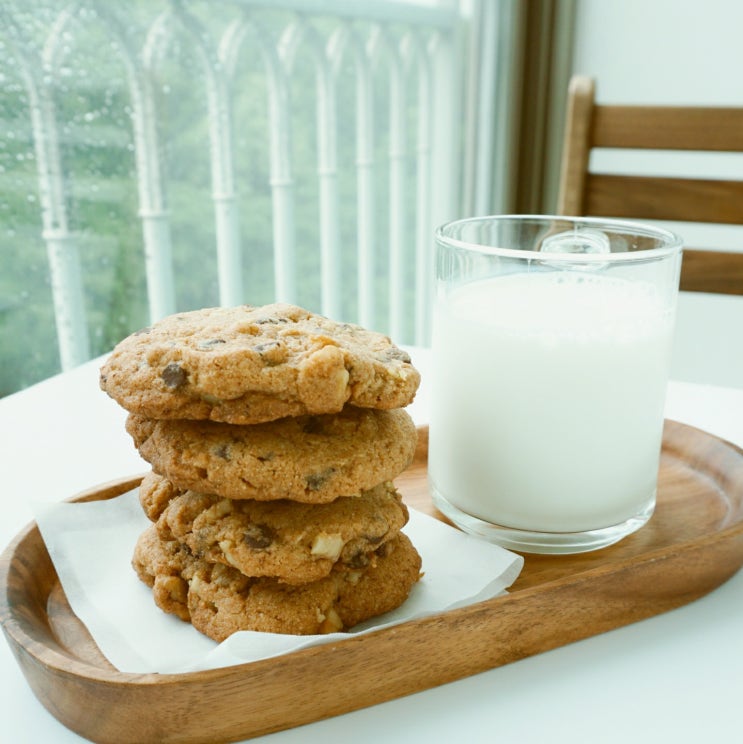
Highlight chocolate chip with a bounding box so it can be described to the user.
[301,417,325,435]
[161,362,187,389]
[255,316,288,324]
[256,452,274,462]
[214,444,230,460]
[200,338,226,348]
[375,542,394,558]
[305,468,335,491]
[347,551,371,568]
[243,524,276,550]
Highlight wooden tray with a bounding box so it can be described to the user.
[2,420,743,744]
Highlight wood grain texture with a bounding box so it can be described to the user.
[558,75,743,296]
[678,249,743,295]
[585,174,743,225]
[2,422,743,744]
[591,105,743,151]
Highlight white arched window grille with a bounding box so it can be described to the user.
[1,0,525,395]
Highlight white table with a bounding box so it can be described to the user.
[1,348,742,744]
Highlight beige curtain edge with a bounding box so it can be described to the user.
[512,0,577,214]
[448,0,577,217]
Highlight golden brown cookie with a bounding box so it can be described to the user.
[138,470,178,522]
[127,406,417,504]
[132,523,192,622]
[133,525,422,640]
[148,476,409,584]
[100,304,420,424]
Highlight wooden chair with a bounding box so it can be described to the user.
[557,75,743,296]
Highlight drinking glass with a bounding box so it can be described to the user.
[428,215,683,554]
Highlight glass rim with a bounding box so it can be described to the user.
[435,214,684,264]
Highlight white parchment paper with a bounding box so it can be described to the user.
[33,489,523,674]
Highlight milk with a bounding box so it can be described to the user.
[428,271,675,533]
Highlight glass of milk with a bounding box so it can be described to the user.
[428,215,682,554]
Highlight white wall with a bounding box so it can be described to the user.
[570,0,743,389]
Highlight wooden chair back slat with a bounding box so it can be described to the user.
[585,174,743,225]
[592,106,743,151]
[558,75,743,296]
[680,249,743,295]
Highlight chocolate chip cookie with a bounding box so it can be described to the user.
[133,525,422,640]
[148,475,408,584]
[138,470,178,522]
[127,406,417,504]
[100,304,420,424]
[131,522,193,622]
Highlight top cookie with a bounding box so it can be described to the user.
[100,304,420,424]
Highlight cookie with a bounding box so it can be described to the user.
[138,470,178,522]
[100,304,420,424]
[127,406,417,504]
[133,525,422,639]
[149,476,408,584]
[131,523,192,622]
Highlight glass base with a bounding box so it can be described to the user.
[431,488,655,555]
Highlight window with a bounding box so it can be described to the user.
[0,0,466,395]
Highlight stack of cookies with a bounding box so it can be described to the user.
[100,303,422,641]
